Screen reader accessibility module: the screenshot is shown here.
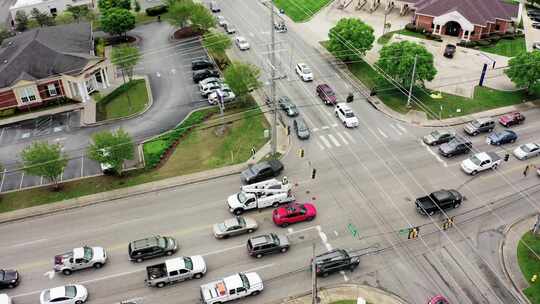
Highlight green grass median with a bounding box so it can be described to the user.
[96,79,149,121]
[518,231,540,303]
[274,0,332,22]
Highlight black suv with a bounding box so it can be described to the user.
[313,249,359,277]
[193,69,220,83]
[128,235,178,262]
[0,269,19,289]
[247,233,290,258]
[438,138,472,157]
[192,59,213,71]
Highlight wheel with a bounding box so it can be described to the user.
[280,247,289,253]
[454,202,461,208]
[62,269,72,275]
[272,202,279,208]
[472,131,479,136]
[165,251,173,256]
[280,222,289,228]
[75,301,83,304]
[93,262,103,269]
[7,284,15,289]
[233,209,244,215]
[322,272,329,277]
[306,216,314,221]
[488,128,494,132]
[510,139,516,143]
[222,234,229,239]
[492,164,498,170]
[247,229,254,233]
[349,264,357,271]
[251,290,261,296]
[471,170,478,176]
[136,257,144,263]
[156,282,166,288]
[194,273,203,279]
[256,253,263,259]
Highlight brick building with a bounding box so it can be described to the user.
[0,22,112,112]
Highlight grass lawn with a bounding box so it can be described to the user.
[518,231,540,303]
[344,54,539,119]
[0,104,269,213]
[377,28,426,44]
[478,37,526,57]
[330,301,372,304]
[96,79,149,121]
[273,0,332,22]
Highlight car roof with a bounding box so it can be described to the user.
[165,257,186,270]
[131,236,160,249]
[431,190,453,201]
[295,118,307,126]
[336,103,352,111]
[315,249,348,262]
[223,217,241,228]
[49,286,68,299]
[472,117,493,123]
[250,233,276,246]
[298,63,307,67]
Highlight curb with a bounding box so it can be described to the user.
[499,213,535,304]
[83,76,154,127]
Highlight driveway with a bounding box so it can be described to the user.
[0,22,211,192]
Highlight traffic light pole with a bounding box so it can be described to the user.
[311,243,318,304]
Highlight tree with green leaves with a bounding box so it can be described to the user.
[66,5,89,22]
[21,142,68,189]
[31,8,55,27]
[100,8,135,37]
[202,29,231,61]
[190,3,215,31]
[55,11,75,24]
[111,44,141,81]
[327,18,374,61]
[505,51,540,94]
[0,26,14,45]
[376,40,437,87]
[98,0,131,11]
[224,62,261,100]
[134,0,141,12]
[15,11,29,31]
[167,0,194,28]
[88,129,134,175]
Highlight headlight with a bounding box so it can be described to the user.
[11,279,16,283]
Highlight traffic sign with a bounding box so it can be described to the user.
[347,223,359,238]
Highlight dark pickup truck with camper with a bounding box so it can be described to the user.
[415,189,463,216]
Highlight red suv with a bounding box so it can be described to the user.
[316,84,337,105]
[428,295,449,304]
[498,112,525,127]
[272,202,317,227]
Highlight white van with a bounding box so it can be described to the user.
[0,294,12,304]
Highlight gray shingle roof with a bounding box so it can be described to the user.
[0,22,97,88]
[410,0,518,26]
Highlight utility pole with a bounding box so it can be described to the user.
[406,54,417,109]
[270,0,278,156]
[382,10,388,35]
[218,93,225,135]
[311,243,318,304]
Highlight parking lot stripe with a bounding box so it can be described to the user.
[343,131,356,144]
[316,140,325,150]
[377,128,388,138]
[395,123,407,133]
[81,156,84,177]
[336,132,349,145]
[0,168,6,192]
[19,172,24,189]
[327,134,341,147]
[318,135,332,149]
[389,124,402,136]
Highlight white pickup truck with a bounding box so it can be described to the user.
[145,256,206,288]
[461,152,502,175]
[200,272,263,304]
[54,246,107,275]
[227,188,295,215]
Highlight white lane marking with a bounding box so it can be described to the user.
[316,225,333,251]
[288,225,318,234]
[337,132,349,145]
[319,135,332,149]
[156,72,161,77]
[11,238,48,248]
[334,230,339,236]
[389,124,402,136]
[12,289,42,298]
[343,131,357,144]
[0,168,6,192]
[340,271,349,281]
[325,111,333,117]
[377,128,388,138]
[327,134,341,147]
[316,140,326,151]
[79,269,143,285]
[44,270,55,280]
[332,123,338,128]
[171,68,176,75]
[80,156,84,177]
[321,126,330,130]
[312,128,320,132]
[244,263,275,273]
[201,244,245,256]
[0,127,5,140]
[19,172,24,189]
[287,228,293,234]
[420,139,448,167]
[395,123,407,133]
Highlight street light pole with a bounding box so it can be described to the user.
[406,54,417,108]
[311,243,318,304]
[270,0,278,156]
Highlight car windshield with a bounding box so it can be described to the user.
[238,192,248,203]
[324,89,334,96]
[523,144,538,152]
[83,246,93,260]
[297,122,308,131]
[158,237,167,248]
[239,273,250,289]
[430,130,440,137]
[271,233,280,245]
[43,290,51,301]
[469,155,482,165]
[183,257,193,270]
[471,120,481,127]
[65,285,77,298]
[237,216,246,226]
[303,68,312,74]
[0,270,4,280]
[344,111,355,118]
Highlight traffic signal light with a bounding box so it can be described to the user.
[504,153,509,162]
[311,168,317,179]
[408,227,419,239]
[299,149,305,158]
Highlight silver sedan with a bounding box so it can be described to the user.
[213,216,258,239]
[40,284,87,304]
[513,142,540,160]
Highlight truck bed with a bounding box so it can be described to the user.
[486,151,501,162]
[415,196,436,209]
[146,263,167,280]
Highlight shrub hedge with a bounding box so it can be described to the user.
[146,4,168,16]
[98,79,143,107]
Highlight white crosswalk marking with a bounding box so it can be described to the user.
[312,128,320,132]
[321,126,330,130]
[343,131,356,143]
[395,123,407,133]
[332,123,338,128]
[377,128,388,138]
[337,133,349,145]
[316,141,325,150]
[390,124,402,136]
[327,134,341,147]
[319,135,332,149]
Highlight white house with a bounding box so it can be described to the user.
[9,0,94,24]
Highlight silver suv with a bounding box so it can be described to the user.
[463,118,495,136]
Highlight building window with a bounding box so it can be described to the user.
[47,84,58,97]
[19,87,37,103]
[495,24,500,31]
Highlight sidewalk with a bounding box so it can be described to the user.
[500,214,536,304]
[0,103,84,127]
[277,284,408,304]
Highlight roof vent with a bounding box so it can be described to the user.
[3,60,7,64]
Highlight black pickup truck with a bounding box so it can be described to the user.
[415,189,463,216]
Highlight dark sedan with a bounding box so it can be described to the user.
[278,96,299,117]
[0,269,19,289]
[241,160,284,184]
[293,118,310,139]
[193,69,220,83]
[486,130,517,145]
[438,138,472,157]
[443,44,456,58]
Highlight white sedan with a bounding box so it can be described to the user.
[208,89,236,105]
[513,142,540,160]
[235,36,250,50]
[40,285,88,304]
[295,63,313,81]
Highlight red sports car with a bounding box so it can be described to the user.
[272,203,317,227]
[428,295,449,304]
[498,112,525,127]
